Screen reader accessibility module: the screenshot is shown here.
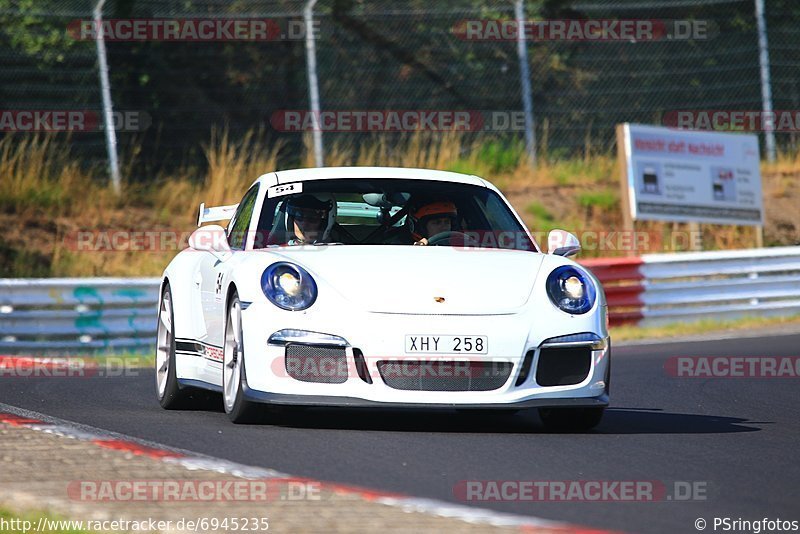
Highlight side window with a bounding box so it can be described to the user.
[478,192,536,252]
[227,185,259,250]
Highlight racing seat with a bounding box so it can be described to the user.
[259,201,356,246]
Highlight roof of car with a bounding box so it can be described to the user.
[267,166,486,187]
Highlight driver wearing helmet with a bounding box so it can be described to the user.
[409,200,459,246]
[285,193,337,245]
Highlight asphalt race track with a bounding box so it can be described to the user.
[1,333,798,533]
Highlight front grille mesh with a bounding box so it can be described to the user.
[377,360,513,391]
[285,344,348,384]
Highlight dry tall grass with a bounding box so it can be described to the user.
[0,131,797,276]
[0,135,120,221]
[153,127,284,223]
[301,132,485,172]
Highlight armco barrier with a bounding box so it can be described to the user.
[0,246,798,353]
[0,278,159,353]
[581,246,800,327]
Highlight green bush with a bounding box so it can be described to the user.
[526,201,554,222]
[476,139,523,173]
[577,190,618,210]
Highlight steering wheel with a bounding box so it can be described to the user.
[425,231,479,246]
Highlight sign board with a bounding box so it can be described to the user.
[617,123,763,226]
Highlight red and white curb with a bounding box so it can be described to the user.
[0,402,611,533]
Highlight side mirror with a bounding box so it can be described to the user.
[548,229,581,257]
[189,225,232,261]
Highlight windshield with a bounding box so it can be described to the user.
[253,178,537,252]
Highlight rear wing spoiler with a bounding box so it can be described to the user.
[197,202,239,227]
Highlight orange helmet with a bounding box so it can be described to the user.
[409,201,458,239]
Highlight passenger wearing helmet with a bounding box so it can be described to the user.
[285,193,337,245]
[409,200,459,246]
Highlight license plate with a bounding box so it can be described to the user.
[405,335,488,354]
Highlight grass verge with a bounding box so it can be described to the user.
[611,314,800,343]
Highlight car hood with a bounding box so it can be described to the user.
[269,245,545,315]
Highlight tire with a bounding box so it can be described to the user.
[222,293,258,423]
[538,406,605,432]
[155,283,187,409]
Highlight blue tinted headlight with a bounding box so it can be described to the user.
[261,262,317,311]
[546,266,596,315]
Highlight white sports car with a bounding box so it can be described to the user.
[156,167,610,430]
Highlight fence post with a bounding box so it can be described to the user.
[94,0,121,193]
[304,0,324,167]
[755,0,776,162]
[514,0,536,166]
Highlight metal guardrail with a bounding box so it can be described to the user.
[582,246,800,327]
[0,278,159,353]
[1,246,799,353]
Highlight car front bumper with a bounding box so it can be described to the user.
[239,301,610,408]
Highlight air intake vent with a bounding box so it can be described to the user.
[515,350,535,386]
[285,344,348,384]
[535,347,591,386]
[353,348,372,384]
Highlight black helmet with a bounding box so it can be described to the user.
[285,193,336,242]
[286,194,332,216]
